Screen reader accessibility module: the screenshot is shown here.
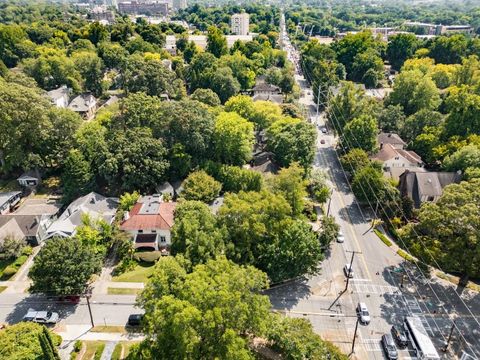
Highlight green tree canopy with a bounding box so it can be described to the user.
[191,88,221,107]
[206,26,228,58]
[387,33,419,70]
[341,114,379,154]
[62,149,93,204]
[269,163,308,217]
[181,170,222,203]
[340,148,372,175]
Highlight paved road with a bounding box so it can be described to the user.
[275,14,480,360]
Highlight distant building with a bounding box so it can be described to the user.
[398,170,462,208]
[118,0,169,16]
[120,194,176,252]
[252,82,283,104]
[68,94,97,120]
[17,170,41,188]
[231,13,250,36]
[172,0,186,10]
[164,34,253,53]
[402,22,473,36]
[90,5,115,24]
[47,85,70,108]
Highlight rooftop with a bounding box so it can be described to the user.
[378,133,407,147]
[120,196,176,231]
[15,198,61,216]
[0,192,22,206]
[68,94,97,112]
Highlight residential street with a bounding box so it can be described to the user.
[269,14,480,360]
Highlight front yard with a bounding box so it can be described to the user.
[111,261,155,283]
[0,255,28,280]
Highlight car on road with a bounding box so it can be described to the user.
[321,127,327,134]
[356,302,371,325]
[337,231,345,243]
[127,314,144,326]
[23,309,59,324]
[320,139,326,144]
[343,263,354,278]
[391,325,408,348]
[381,333,398,359]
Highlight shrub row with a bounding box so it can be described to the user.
[373,229,392,247]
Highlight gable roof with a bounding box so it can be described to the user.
[47,85,70,101]
[0,192,21,207]
[252,93,284,104]
[0,215,40,238]
[68,94,97,112]
[378,133,406,148]
[372,143,423,164]
[17,170,40,181]
[0,217,25,244]
[253,83,281,93]
[120,196,176,231]
[46,192,118,237]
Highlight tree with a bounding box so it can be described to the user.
[0,24,28,67]
[387,33,419,70]
[267,117,316,170]
[119,191,140,212]
[187,52,218,91]
[318,215,340,248]
[387,70,440,116]
[182,170,222,203]
[191,88,221,107]
[209,67,240,103]
[213,112,254,166]
[268,315,347,360]
[72,51,105,96]
[340,148,371,175]
[171,201,225,269]
[98,42,128,69]
[377,104,405,133]
[136,257,270,360]
[30,238,101,295]
[443,144,480,172]
[99,128,169,193]
[351,49,384,88]
[444,86,480,138]
[308,169,330,203]
[250,101,283,129]
[0,236,26,260]
[258,219,323,283]
[0,322,61,360]
[401,179,480,284]
[224,95,255,121]
[341,114,379,154]
[429,34,468,64]
[206,26,228,58]
[215,165,262,193]
[219,51,256,90]
[400,109,444,142]
[270,163,308,217]
[62,149,94,204]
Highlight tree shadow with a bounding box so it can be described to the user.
[264,276,312,311]
[337,204,365,225]
[5,293,79,325]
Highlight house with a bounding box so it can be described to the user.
[398,170,462,208]
[47,85,70,108]
[252,80,283,104]
[68,94,97,120]
[378,133,407,150]
[45,192,118,239]
[0,215,51,246]
[0,217,25,247]
[371,143,424,180]
[120,194,176,252]
[156,181,175,199]
[0,192,22,215]
[17,170,41,188]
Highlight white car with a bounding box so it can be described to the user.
[337,231,345,243]
[357,302,371,325]
[344,263,354,278]
[23,309,59,324]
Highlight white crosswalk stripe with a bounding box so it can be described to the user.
[362,339,382,352]
[353,283,400,295]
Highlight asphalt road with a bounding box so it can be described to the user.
[274,19,480,360]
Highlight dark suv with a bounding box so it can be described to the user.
[391,325,408,349]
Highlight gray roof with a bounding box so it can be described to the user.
[252,94,284,104]
[0,192,22,207]
[0,217,25,244]
[47,85,69,101]
[0,215,40,238]
[378,133,406,147]
[251,160,279,174]
[46,192,118,238]
[17,170,40,181]
[253,83,281,93]
[68,94,97,112]
[156,181,174,194]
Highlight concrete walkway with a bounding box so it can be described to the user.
[55,325,145,342]
[100,341,117,360]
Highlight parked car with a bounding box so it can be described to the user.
[23,309,59,324]
[127,314,144,326]
[321,127,327,134]
[356,302,371,325]
[381,333,398,360]
[337,231,345,243]
[343,263,354,278]
[391,325,408,348]
[320,139,326,144]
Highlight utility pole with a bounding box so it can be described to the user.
[86,295,94,328]
[326,189,334,217]
[442,317,457,352]
[345,250,362,291]
[316,84,321,117]
[351,318,360,355]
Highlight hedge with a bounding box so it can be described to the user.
[397,249,414,262]
[373,229,392,247]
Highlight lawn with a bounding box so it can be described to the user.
[111,262,155,283]
[81,341,105,360]
[0,286,7,293]
[111,341,140,360]
[0,255,29,280]
[107,287,141,295]
[91,325,126,333]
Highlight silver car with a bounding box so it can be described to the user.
[23,309,59,324]
[357,302,371,325]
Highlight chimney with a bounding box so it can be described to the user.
[380,142,384,149]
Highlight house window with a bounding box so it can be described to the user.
[427,196,434,202]
[160,236,166,243]
[138,229,143,233]
[151,230,157,233]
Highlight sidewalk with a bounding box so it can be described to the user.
[55,324,145,342]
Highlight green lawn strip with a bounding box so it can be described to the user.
[111,343,122,360]
[397,249,414,262]
[111,341,140,360]
[81,341,105,360]
[111,262,155,283]
[0,255,28,280]
[107,287,141,295]
[373,228,392,247]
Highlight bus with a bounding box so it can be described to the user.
[404,316,441,360]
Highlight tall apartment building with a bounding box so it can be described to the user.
[118,0,169,16]
[231,13,249,35]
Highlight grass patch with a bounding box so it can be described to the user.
[82,341,105,360]
[112,261,155,283]
[436,271,480,292]
[107,287,141,295]
[111,341,139,360]
[0,286,7,293]
[91,325,126,333]
[373,229,392,247]
[397,249,415,262]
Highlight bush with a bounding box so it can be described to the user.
[94,343,106,360]
[73,340,82,352]
[21,246,33,256]
[133,251,161,263]
[112,258,137,276]
[1,266,18,279]
[13,255,28,268]
[373,229,392,247]
[397,249,414,262]
[303,201,317,222]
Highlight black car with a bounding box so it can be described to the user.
[381,334,398,360]
[127,314,144,326]
[391,325,408,348]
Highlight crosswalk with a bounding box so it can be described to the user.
[352,282,400,295]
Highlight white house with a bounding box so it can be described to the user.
[17,170,41,188]
[47,85,70,108]
[372,143,424,180]
[45,192,118,239]
[68,94,97,120]
[120,194,176,252]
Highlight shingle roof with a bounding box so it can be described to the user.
[15,198,61,216]
[0,215,40,238]
[372,143,423,164]
[47,85,69,101]
[0,217,25,244]
[377,133,406,147]
[252,94,284,104]
[120,197,176,231]
[68,94,96,112]
[253,83,281,93]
